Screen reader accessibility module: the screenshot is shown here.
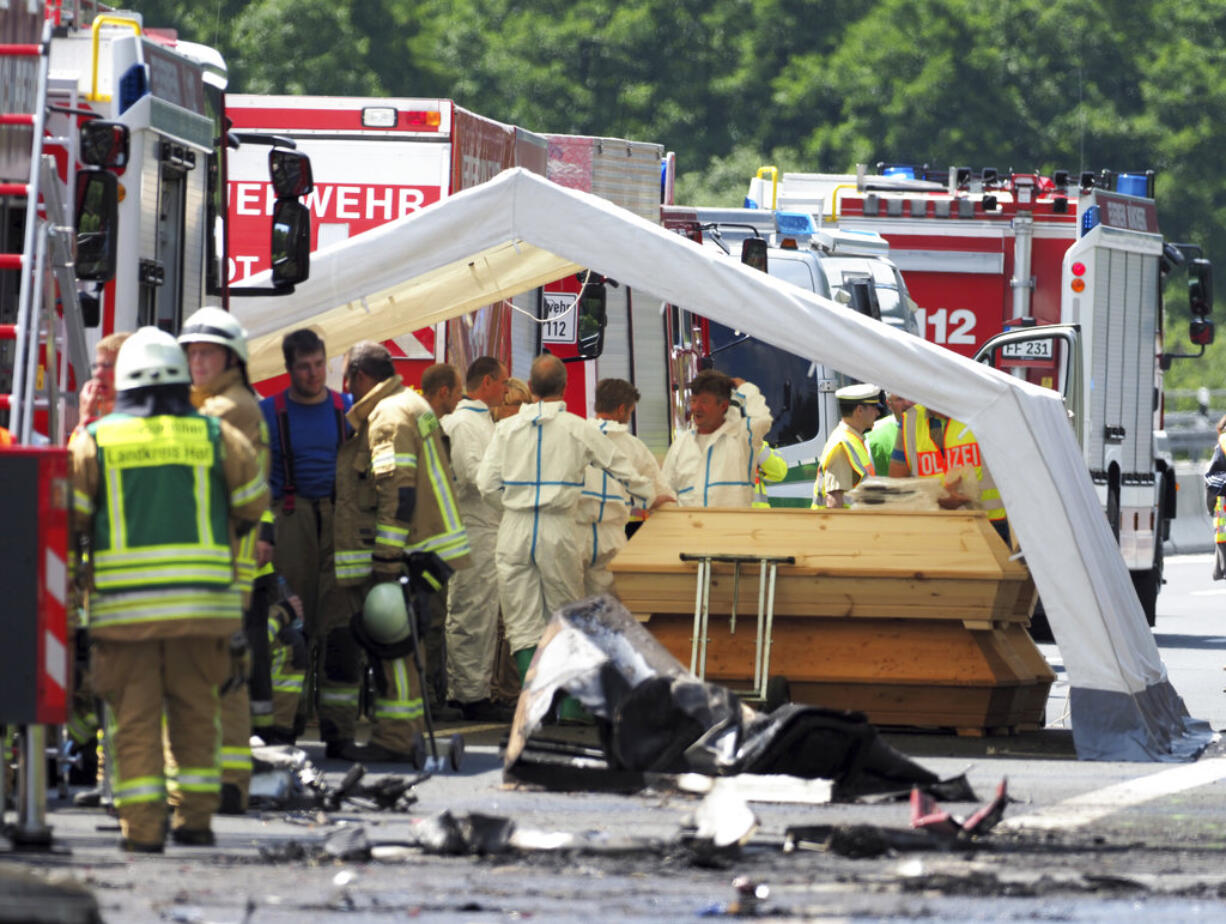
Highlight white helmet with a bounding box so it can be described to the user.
[114,327,191,391]
[178,306,248,364]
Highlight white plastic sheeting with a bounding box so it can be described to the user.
[233,168,1209,761]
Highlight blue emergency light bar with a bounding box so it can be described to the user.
[774,211,816,238]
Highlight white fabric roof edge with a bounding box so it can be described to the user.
[232,167,1208,762]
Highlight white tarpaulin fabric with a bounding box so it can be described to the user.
[234,168,1210,762]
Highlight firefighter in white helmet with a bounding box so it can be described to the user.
[332,341,471,762]
[179,306,272,814]
[661,368,774,508]
[69,328,267,851]
[476,354,672,679]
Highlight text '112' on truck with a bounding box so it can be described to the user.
[747,164,1213,625]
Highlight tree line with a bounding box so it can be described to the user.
[131,0,1226,386]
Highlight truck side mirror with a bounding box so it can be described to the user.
[79,120,129,169]
[270,199,311,288]
[741,237,768,273]
[845,274,881,321]
[269,148,313,198]
[1189,258,1213,317]
[1190,317,1215,346]
[575,281,607,360]
[74,169,118,282]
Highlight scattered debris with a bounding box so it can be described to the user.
[697,876,773,917]
[661,772,833,805]
[506,596,959,797]
[911,778,1009,837]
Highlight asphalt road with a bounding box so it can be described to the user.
[5,554,1226,923]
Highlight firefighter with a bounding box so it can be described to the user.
[259,329,350,749]
[661,369,774,508]
[889,404,1009,544]
[441,356,510,720]
[333,341,471,762]
[812,383,883,509]
[179,307,272,814]
[580,378,669,595]
[69,327,267,852]
[476,354,670,678]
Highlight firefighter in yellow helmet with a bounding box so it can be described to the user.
[332,341,471,762]
[812,383,882,509]
[69,328,267,852]
[179,307,273,814]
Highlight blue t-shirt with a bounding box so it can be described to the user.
[259,389,353,499]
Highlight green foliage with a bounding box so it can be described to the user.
[128,0,1226,344]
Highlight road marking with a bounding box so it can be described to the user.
[1190,589,1226,596]
[1001,758,1226,831]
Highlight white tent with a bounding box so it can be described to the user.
[234,168,1210,762]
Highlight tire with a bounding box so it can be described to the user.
[765,675,791,713]
[447,733,465,771]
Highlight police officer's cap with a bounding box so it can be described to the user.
[835,383,883,404]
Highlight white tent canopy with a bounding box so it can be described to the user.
[234,168,1209,762]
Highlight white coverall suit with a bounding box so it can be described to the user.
[662,381,774,507]
[476,400,659,654]
[579,418,668,596]
[441,397,503,704]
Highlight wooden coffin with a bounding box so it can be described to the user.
[610,507,1053,735]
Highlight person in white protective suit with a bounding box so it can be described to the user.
[440,356,512,721]
[580,378,669,596]
[661,368,774,507]
[476,355,672,678]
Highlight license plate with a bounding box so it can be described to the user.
[1000,339,1054,360]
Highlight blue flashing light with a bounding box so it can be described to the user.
[883,165,915,179]
[774,210,816,237]
[118,62,148,115]
[1080,204,1100,237]
[1116,173,1148,197]
[744,196,760,209]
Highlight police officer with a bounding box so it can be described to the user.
[333,341,471,762]
[889,404,1009,543]
[812,383,882,509]
[70,328,267,852]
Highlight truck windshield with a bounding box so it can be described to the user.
[708,319,820,447]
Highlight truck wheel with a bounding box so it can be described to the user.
[765,676,791,713]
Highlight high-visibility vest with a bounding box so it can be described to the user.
[812,421,874,507]
[900,405,1005,522]
[88,413,234,592]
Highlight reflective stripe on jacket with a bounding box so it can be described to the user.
[812,420,874,507]
[334,376,471,586]
[900,405,1005,522]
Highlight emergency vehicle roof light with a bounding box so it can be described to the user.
[774,211,816,239]
[362,107,397,128]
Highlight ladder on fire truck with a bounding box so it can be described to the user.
[0,14,89,848]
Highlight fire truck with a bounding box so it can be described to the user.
[225,94,549,392]
[746,165,1214,623]
[0,0,307,843]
